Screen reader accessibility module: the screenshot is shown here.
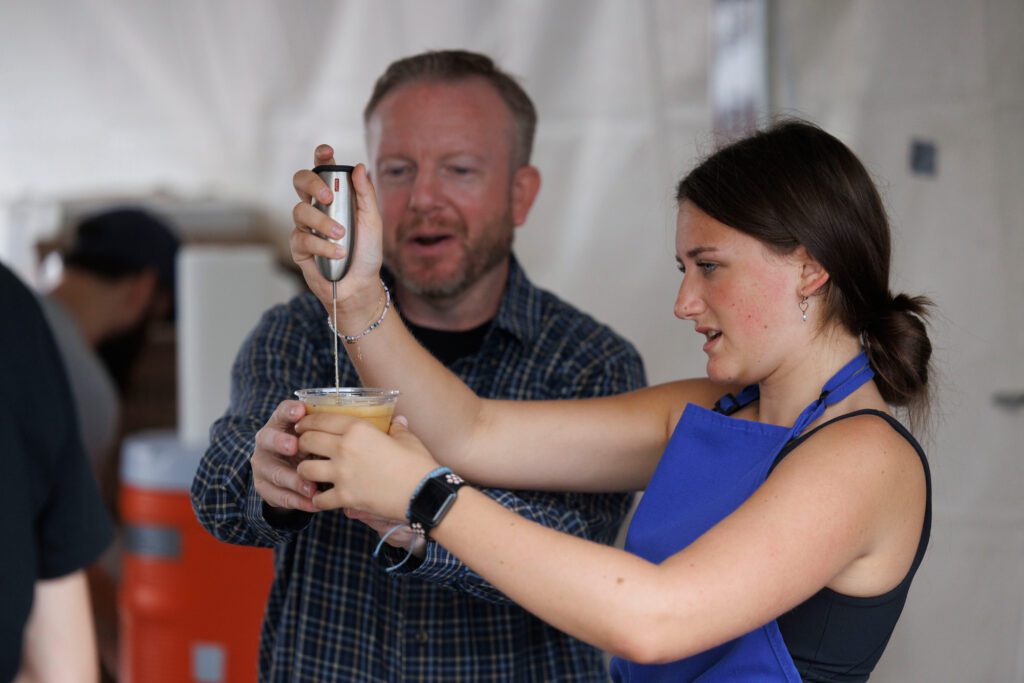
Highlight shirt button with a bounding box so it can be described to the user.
[416,629,429,643]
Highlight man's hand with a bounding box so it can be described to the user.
[290,145,385,320]
[251,400,319,513]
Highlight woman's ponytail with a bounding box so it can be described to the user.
[862,293,934,428]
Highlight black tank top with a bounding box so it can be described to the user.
[769,409,932,682]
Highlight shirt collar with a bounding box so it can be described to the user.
[382,254,541,347]
[489,254,540,345]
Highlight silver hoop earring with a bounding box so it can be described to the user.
[799,296,809,322]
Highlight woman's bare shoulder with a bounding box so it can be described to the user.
[782,411,925,488]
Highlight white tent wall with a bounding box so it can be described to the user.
[1,1,1021,680]
[0,0,707,385]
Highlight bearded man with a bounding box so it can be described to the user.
[192,49,646,682]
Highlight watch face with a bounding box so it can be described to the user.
[431,495,457,525]
[410,477,459,531]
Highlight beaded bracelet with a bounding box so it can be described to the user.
[326,280,391,344]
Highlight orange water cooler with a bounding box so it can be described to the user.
[119,431,274,682]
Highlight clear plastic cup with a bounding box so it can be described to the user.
[294,387,400,433]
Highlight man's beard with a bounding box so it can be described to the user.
[385,207,515,300]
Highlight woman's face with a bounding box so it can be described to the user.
[674,201,806,385]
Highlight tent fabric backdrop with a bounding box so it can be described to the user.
[2,2,1022,681]
[0,0,707,385]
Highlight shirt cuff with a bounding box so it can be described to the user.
[400,539,464,583]
[261,501,314,532]
[245,481,311,539]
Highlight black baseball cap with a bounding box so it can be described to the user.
[63,207,180,291]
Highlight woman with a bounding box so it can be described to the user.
[286,121,932,681]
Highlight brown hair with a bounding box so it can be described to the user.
[676,120,933,425]
[363,50,537,168]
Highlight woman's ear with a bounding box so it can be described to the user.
[794,246,830,297]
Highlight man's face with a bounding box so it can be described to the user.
[366,78,521,299]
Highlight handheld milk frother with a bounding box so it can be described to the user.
[311,164,356,282]
[310,164,356,395]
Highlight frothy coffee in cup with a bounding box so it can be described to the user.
[294,388,400,432]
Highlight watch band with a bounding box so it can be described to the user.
[406,467,466,538]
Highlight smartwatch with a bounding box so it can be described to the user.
[407,468,466,538]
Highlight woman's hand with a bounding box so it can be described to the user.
[294,414,439,520]
[290,145,385,323]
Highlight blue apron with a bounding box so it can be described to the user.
[610,352,874,682]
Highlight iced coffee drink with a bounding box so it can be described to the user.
[294,388,400,432]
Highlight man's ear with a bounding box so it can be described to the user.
[795,246,830,298]
[510,165,541,227]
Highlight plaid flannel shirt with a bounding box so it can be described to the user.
[191,257,646,682]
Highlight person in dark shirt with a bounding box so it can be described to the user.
[1,261,114,682]
[191,50,646,682]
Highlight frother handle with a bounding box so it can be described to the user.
[311,164,356,282]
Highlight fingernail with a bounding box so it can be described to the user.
[330,223,344,238]
[303,483,313,496]
[319,188,331,202]
[393,415,409,427]
[334,245,345,258]
[290,407,300,418]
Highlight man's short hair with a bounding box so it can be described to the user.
[364,49,537,168]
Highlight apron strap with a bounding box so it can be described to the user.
[788,351,874,438]
[713,384,761,415]
[711,351,875,439]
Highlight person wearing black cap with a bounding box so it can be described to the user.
[36,206,179,678]
[39,207,180,472]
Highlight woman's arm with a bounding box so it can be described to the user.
[430,380,724,492]
[337,299,692,491]
[440,415,926,661]
[297,412,926,662]
[16,570,99,683]
[290,162,726,490]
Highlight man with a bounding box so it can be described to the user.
[192,50,645,682]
